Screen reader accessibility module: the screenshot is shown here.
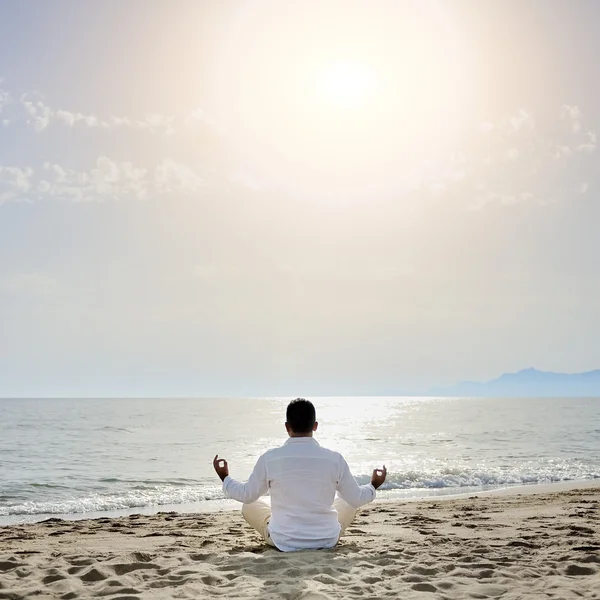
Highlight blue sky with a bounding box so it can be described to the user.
[1,1,599,396]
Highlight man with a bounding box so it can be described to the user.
[213,398,386,552]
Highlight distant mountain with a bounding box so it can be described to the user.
[425,368,600,398]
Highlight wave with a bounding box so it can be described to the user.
[0,484,223,517]
[98,477,198,485]
[29,483,69,489]
[356,469,600,491]
[2,468,598,518]
[98,426,134,433]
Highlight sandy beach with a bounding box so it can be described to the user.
[1,483,599,600]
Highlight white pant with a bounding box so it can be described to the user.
[241,497,358,547]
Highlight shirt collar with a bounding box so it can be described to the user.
[284,437,320,446]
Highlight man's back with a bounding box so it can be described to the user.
[223,437,375,551]
[264,437,345,550]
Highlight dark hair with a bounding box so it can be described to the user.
[286,398,316,434]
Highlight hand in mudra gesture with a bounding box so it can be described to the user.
[371,465,387,489]
[213,455,229,482]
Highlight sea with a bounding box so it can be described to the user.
[1,396,599,526]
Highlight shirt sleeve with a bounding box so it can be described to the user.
[222,454,269,504]
[336,455,376,508]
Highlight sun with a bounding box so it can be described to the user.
[318,61,377,110]
[208,0,472,198]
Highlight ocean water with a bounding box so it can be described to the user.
[1,396,599,525]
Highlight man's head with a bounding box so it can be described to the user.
[285,398,318,436]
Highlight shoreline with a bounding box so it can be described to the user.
[2,478,599,528]
[1,482,598,599]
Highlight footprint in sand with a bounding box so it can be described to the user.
[0,559,25,572]
[411,582,437,592]
[42,573,67,584]
[564,563,597,576]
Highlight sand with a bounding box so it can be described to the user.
[1,483,599,599]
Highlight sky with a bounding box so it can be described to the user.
[1,0,599,397]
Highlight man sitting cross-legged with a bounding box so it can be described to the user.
[213,398,386,552]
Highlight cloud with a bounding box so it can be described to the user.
[22,98,53,132]
[1,74,598,211]
[39,157,149,201]
[0,157,205,203]
[554,145,573,159]
[0,165,34,203]
[578,131,597,153]
[185,108,207,124]
[459,106,599,209]
[136,113,176,135]
[506,109,535,133]
[154,158,203,193]
[0,81,220,141]
[184,107,223,135]
[17,91,179,134]
[561,104,583,133]
[22,101,154,133]
[0,85,9,114]
[55,109,104,128]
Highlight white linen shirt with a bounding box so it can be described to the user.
[222,437,376,551]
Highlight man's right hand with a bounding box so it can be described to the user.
[371,465,387,489]
[213,455,229,482]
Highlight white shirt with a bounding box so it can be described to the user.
[223,437,376,551]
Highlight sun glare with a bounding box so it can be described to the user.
[319,61,376,109]
[209,0,472,198]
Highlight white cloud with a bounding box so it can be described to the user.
[155,158,203,193]
[137,113,176,135]
[579,182,589,194]
[0,165,33,203]
[110,116,132,127]
[561,104,583,133]
[555,145,573,159]
[185,108,207,124]
[55,109,77,126]
[2,81,219,139]
[55,109,106,128]
[37,180,52,193]
[578,131,597,153]
[506,109,535,133]
[464,106,599,208]
[40,157,149,201]
[0,157,205,204]
[52,109,177,133]
[0,86,9,114]
[22,98,53,132]
[8,157,202,202]
[2,119,9,127]
[17,90,180,134]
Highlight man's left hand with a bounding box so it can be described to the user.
[371,465,387,489]
[213,455,229,481]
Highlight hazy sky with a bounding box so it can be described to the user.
[1,0,599,397]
